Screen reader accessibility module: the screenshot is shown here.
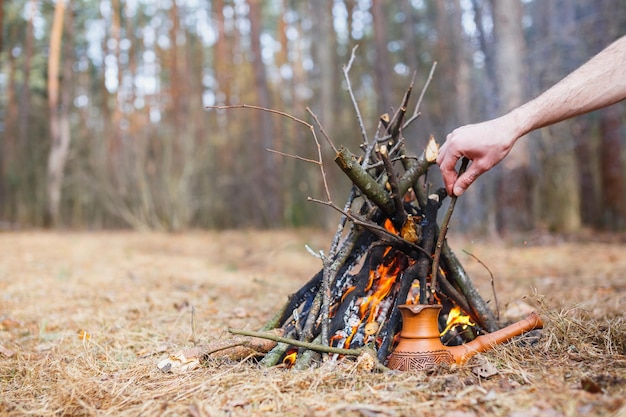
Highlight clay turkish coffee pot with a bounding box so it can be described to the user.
[387,304,543,371]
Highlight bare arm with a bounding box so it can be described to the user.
[438,35,626,196]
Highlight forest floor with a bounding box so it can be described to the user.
[1,230,626,417]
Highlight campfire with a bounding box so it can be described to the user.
[158,64,542,374]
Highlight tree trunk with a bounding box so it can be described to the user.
[446,0,491,234]
[1,30,18,223]
[471,0,498,119]
[599,105,626,229]
[468,0,499,237]
[491,0,533,233]
[109,0,123,154]
[310,0,335,130]
[18,0,36,148]
[399,1,418,73]
[248,0,281,227]
[46,0,70,227]
[530,0,582,233]
[308,0,338,227]
[0,0,4,54]
[594,1,626,230]
[372,0,393,115]
[214,0,229,105]
[570,120,599,227]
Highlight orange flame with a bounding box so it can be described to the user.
[440,306,474,336]
[330,218,478,348]
[343,250,409,348]
[383,218,397,234]
[283,351,297,367]
[341,285,356,303]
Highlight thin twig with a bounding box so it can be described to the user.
[266,148,321,165]
[307,108,339,154]
[429,157,469,304]
[343,45,369,147]
[308,121,333,205]
[206,104,314,129]
[404,61,437,128]
[463,249,500,321]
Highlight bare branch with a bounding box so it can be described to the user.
[206,104,313,130]
[343,45,369,147]
[463,249,500,322]
[266,148,321,165]
[229,328,385,363]
[307,108,339,155]
[404,61,437,128]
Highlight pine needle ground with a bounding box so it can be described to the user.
[1,231,625,416]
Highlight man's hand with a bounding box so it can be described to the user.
[436,114,521,196]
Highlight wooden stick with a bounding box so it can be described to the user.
[397,146,437,197]
[320,256,332,350]
[260,341,291,367]
[300,291,322,343]
[231,328,391,372]
[429,157,469,304]
[379,144,407,228]
[418,193,441,303]
[230,328,366,357]
[334,147,395,216]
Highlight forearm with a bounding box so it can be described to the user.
[510,35,626,138]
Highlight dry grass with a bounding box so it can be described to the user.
[1,231,626,416]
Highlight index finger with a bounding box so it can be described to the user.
[437,147,462,196]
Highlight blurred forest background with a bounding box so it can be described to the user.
[0,0,625,233]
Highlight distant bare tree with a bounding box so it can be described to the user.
[541,0,582,232]
[595,1,626,229]
[46,0,71,227]
[18,1,36,149]
[248,0,281,227]
[491,0,533,233]
[372,0,393,115]
[0,0,3,55]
